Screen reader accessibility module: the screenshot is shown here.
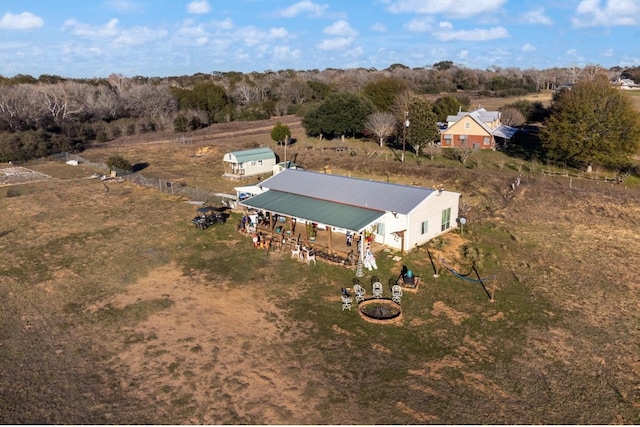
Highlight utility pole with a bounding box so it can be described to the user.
[402,111,410,163]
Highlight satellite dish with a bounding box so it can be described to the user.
[459,217,466,225]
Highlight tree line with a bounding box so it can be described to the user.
[1,63,639,170]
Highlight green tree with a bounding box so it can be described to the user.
[106,154,132,171]
[271,122,291,145]
[170,82,229,122]
[406,98,439,155]
[363,77,409,112]
[174,115,188,132]
[433,95,469,122]
[540,75,640,169]
[433,60,454,71]
[302,93,374,140]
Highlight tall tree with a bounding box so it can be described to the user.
[363,77,409,112]
[540,75,640,169]
[433,95,468,122]
[301,93,373,140]
[364,112,397,147]
[406,97,439,155]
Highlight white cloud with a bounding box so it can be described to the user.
[439,21,453,30]
[323,20,357,37]
[520,8,552,25]
[240,26,290,47]
[187,0,211,14]
[0,12,44,30]
[404,17,434,32]
[211,18,234,31]
[521,43,536,52]
[458,50,469,60]
[387,0,507,18]
[317,37,354,50]
[272,45,302,61]
[279,1,328,18]
[63,18,120,37]
[572,0,639,27]
[114,26,168,46]
[105,0,144,14]
[435,26,509,41]
[371,22,386,32]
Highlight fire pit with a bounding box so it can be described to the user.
[358,299,402,324]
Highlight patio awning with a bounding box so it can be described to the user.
[240,190,385,232]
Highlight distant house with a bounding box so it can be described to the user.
[223,147,276,179]
[238,169,460,253]
[613,78,640,90]
[440,107,517,149]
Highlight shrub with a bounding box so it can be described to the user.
[106,154,132,171]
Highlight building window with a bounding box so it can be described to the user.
[483,137,490,145]
[464,122,470,129]
[441,208,451,232]
[459,135,467,140]
[257,159,263,166]
[376,222,385,235]
[421,220,428,235]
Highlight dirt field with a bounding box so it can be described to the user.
[1,107,640,424]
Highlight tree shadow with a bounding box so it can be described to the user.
[131,162,150,172]
[503,131,545,162]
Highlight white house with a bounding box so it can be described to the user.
[223,147,276,179]
[238,169,460,253]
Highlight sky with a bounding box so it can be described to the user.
[0,0,639,79]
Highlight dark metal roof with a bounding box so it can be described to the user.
[258,169,434,215]
[240,190,385,232]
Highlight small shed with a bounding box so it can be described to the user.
[223,147,276,179]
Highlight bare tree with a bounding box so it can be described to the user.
[122,84,177,117]
[422,143,441,161]
[500,107,526,126]
[583,64,606,81]
[0,84,42,130]
[452,142,479,164]
[231,82,260,106]
[364,111,397,147]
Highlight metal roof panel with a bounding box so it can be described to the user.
[259,169,434,215]
[240,190,385,232]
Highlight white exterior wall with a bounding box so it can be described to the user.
[373,212,406,250]
[241,158,276,176]
[370,190,459,252]
[406,191,459,251]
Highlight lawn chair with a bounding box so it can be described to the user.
[372,276,383,298]
[391,285,403,304]
[353,283,366,303]
[341,295,352,311]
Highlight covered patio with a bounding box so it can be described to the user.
[238,189,385,265]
